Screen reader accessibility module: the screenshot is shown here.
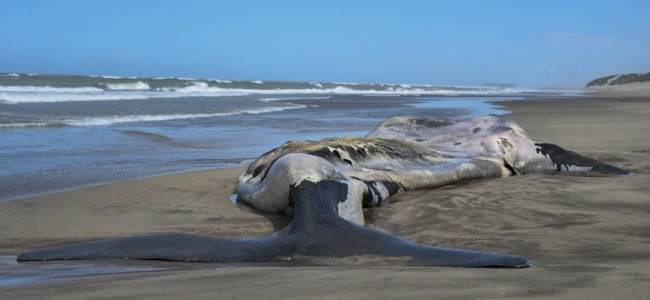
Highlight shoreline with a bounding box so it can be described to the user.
[0,166,240,204]
[1,93,522,203]
[2,92,649,298]
[0,93,572,203]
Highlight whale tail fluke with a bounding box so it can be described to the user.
[17,233,296,262]
[286,180,530,267]
[18,180,529,268]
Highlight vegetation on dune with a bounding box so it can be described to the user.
[586,75,617,87]
[610,72,650,85]
[586,72,650,87]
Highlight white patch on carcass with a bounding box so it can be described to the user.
[337,179,365,225]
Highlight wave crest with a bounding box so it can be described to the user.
[0,105,305,129]
[104,81,150,90]
[0,86,147,103]
[0,73,541,104]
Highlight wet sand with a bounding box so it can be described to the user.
[1,93,649,299]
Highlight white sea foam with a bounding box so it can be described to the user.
[180,77,231,83]
[104,81,150,90]
[0,122,54,129]
[94,75,139,79]
[175,81,211,92]
[260,96,331,102]
[170,82,250,97]
[63,106,305,126]
[0,86,103,93]
[0,86,149,103]
[0,80,539,104]
[0,93,150,103]
[0,105,307,129]
[177,84,517,96]
[0,83,248,103]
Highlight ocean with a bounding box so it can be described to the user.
[0,73,577,201]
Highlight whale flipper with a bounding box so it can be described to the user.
[18,180,529,268]
[534,143,630,174]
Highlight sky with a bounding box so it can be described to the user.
[1,0,649,88]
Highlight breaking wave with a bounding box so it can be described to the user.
[0,86,148,103]
[0,72,530,104]
[104,81,150,90]
[0,105,305,129]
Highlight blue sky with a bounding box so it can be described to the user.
[2,0,649,87]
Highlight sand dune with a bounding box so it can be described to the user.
[587,80,650,96]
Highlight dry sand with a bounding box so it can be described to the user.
[1,93,649,299]
[586,80,650,96]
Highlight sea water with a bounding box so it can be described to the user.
[0,73,576,201]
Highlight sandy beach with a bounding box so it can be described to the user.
[1,93,649,299]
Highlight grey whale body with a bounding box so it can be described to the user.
[18,115,630,268]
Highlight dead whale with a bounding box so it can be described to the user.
[18,115,630,267]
